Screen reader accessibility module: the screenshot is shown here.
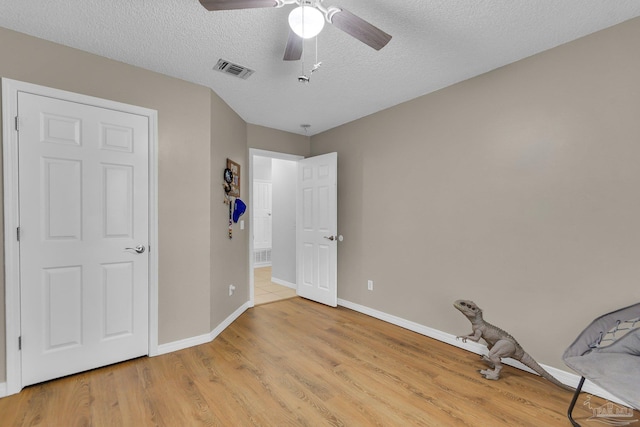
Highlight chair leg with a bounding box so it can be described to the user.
[568,376,586,427]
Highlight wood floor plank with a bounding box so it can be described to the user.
[1,297,637,426]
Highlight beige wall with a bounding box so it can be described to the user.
[210,94,249,328]
[0,27,249,383]
[247,124,311,157]
[311,17,640,371]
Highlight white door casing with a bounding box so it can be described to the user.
[2,79,159,395]
[296,152,338,307]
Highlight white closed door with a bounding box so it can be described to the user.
[18,92,149,386]
[296,152,338,307]
[253,180,272,250]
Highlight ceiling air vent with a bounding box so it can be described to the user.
[214,59,254,80]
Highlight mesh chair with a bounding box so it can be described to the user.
[562,302,640,426]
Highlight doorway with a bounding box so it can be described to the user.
[249,149,303,306]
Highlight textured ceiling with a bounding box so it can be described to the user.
[1,1,639,135]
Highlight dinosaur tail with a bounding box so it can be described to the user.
[519,352,574,391]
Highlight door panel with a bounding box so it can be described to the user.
[102,261,135,338]
[18,92,149,386]
[44,266,83,350]
[296,152,338,307]
[103,164,134,238]
[43,158,83,240]
[41,113,81,145]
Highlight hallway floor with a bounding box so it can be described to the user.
[254,266,297,305]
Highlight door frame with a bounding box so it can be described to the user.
[248,149,303,307]
[2,78,159,396]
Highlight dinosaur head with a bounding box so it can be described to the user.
[453,300,483,320]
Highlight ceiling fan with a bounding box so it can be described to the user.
[199,0,392,61]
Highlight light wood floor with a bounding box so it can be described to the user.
[254,266,296,305]
[1,297,637,426]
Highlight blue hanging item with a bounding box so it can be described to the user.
[233,198,246,223]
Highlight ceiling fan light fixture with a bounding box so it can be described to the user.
[288,5,325,39]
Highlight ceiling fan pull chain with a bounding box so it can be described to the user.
[311,31,322,74]
[301,1,305,75]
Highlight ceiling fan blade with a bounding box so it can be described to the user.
[330,8,392,51]
[283,30,303,61]
[199,0,278,11]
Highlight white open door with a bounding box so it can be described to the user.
[18,91,150,386]
[296,152,338,307]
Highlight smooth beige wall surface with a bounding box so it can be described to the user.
[0,27,247,383]
[210,93,249,328]
[311,18,640,371]
[247,124,311,157]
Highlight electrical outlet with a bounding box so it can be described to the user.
[367,280,374,291]
[229,284,236,296]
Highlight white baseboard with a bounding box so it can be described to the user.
[156,301,250,356]
[209,302,251,341]
[337,298,629,407]
[0,381,7,398]
[156,332,213,356]
[271,277,296,289]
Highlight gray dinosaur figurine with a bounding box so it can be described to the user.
[454,299,572,391]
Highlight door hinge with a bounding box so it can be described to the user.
[15,116,19,132]
[18,336,21,351]
[16,227,20,241]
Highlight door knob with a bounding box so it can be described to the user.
[323,235,343,242]
[125,245,146,254]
